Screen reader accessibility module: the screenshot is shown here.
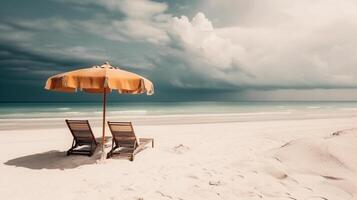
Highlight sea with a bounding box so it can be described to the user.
[1,101,357,121]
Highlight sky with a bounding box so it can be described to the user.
[1,0,357,102]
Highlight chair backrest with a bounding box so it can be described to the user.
[65,120,96,143]
[107,121,138,148]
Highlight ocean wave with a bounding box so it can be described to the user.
[115,111,293,119]
[307,106,321,109]
[57,107,71,111]
[109,110,148,115]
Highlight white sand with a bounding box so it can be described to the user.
[1,116,357,200]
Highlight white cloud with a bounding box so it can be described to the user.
[114,0,167,19]
[170,13,245,69]
[159,0,357,90]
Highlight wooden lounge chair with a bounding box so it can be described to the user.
[107,121,154,161]
[65,120,97,156]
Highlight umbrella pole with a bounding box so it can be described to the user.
[101,88,107,156]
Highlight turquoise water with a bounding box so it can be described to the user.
[1,101,357,119]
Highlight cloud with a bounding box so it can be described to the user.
[2,0,357,102]
[47,46,108,62]
[53,0,171,44]
[114,0,168,19]
[78,17,170,44]
[170,13,242,69]
[145,13,248,90]
[0,42,109,83]
[0,20,35,42]
[38,0,357,91]
[55,0,167,17]
[153,0,357,91]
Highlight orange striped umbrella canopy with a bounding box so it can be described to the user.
[45,62,154,95]
[45,62,154,158]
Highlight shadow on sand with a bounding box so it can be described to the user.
[4,150,102,170]
[4,137,114,170]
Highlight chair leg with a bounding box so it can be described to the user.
[89,142,96,156]
[106,141,116,159]
[106,151,112,159]
[67,139,76,156]
[106,148,116,158]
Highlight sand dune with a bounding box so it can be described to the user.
[268,131,357,200]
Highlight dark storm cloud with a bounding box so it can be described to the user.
[0,44,86,68]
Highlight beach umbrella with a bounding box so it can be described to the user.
[45,62,154,157]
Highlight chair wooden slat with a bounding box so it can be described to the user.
[65,119,97,156]
[107,121,154,161]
